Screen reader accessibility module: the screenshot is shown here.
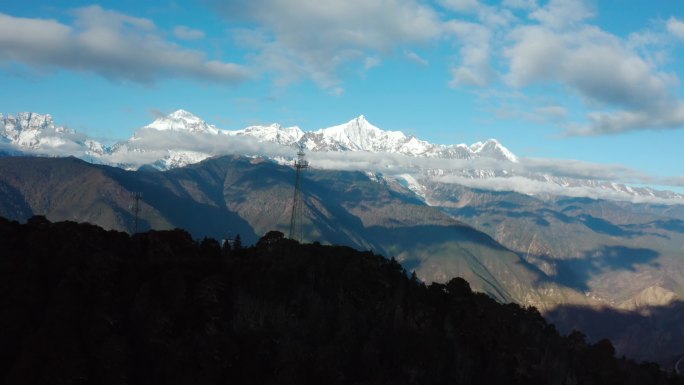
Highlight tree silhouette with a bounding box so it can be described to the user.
[0,216,682,385]
[233,233,242,250]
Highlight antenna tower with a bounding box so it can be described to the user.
[131,192,143,234]
[289,144,309,241]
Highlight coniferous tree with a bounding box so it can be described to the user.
[221,238,232,257]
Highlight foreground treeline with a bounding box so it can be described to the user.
[0,217,681,385]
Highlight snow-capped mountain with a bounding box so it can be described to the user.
[1,110,682,203]
[125,111,518,168]
[228,114,518,163]
[230,123,305,146]
[105,110,519,167]
[470,139,519,163]
[0,112,105,158]
[304,115,411,153]
[295,115,510,163]
[118,111,305,167]
[1,112,71,149]
[144,109,220,135]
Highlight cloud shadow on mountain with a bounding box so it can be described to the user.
[646,219,684,234]
[447,207,582,231]
[538,246,660,293]
[545,300,684,368]
[577,214,659,238]
[105,165,258,243]
[0,180,33,221]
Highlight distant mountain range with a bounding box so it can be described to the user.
[138,109,519,161]
[3,146,684,365]
[2,110,681,203]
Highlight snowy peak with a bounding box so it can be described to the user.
[233,123,305,146]
[470,139,519,163]
[134,111,520,164]
[304,115,517,162]
[0,112,78,150]
[309,115,409,152]
[169,109,198,121]
[145,109,220,135]
[2,112,57,137]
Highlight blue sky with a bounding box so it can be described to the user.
[2,0,684,188]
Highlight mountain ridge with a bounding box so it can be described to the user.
[1,109,682,203]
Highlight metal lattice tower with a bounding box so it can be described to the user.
[131,192,142,234]
[289,145,309,241]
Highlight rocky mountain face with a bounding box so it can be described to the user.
[426,183,684,306]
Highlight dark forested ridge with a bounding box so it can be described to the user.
[0,216,681,385]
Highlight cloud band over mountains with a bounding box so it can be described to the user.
[102,126,683,204]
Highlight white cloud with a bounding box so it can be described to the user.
[303,149,683,203]
[535,105,566,118]
[517,157,650,183]
[363,56,381,71]
[502,0,538,10]
[215,0,684,135]
[439,0,481,13]
[504,20,684,135]
[0,6,249,84]
[102,128,294,167]
[529,0,595,30]
[509,105,569,124]
[216,0,447,90]
[433,175,679,204]
[404,50,429,66]
[569,104,684,135]
[212,1,494,96]
[91,130,684,202]
[173,26,206,40]
[446,20,495,87]
[667,17,684,40]
[5,2,681,137]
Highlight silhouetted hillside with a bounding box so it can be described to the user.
[0,216,681,385]
[547,302,684,370]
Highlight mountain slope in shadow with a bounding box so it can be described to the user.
[546,300,684,369]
